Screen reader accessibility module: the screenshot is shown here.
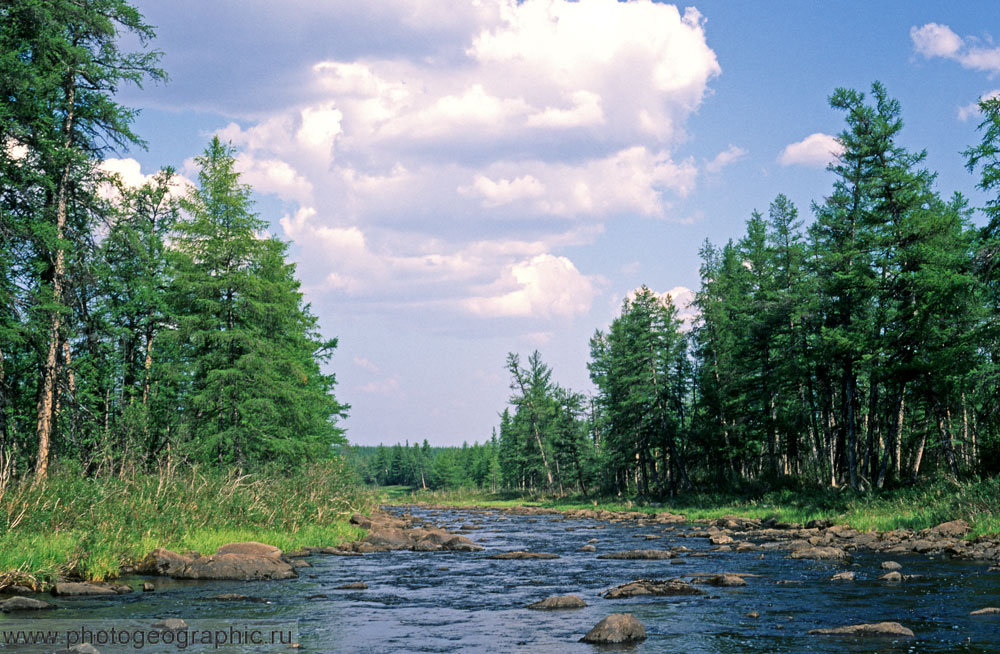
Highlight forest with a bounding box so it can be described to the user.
[373,86,1000,499]
[0,2,347,480]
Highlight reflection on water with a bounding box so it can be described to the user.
[2,506,999,653]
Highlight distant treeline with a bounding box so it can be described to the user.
[371,85,1000,498]
[345,443,500,491]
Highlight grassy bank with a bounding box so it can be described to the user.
[392,477,1000,539]
[0,459,375,586]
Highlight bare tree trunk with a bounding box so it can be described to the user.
[34,74,77,481]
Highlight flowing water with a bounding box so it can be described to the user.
[3,506,999,653]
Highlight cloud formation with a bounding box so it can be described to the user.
[958,89,1000,121]
[911,22,1000,73]
[206,0,720,326]
[705,145,747,174]
[778,133,843,168]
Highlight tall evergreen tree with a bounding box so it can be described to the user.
[170,137,347,469]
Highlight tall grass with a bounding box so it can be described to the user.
[0,458,375,586]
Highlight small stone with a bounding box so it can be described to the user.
[526,595,587,610]
[578,545,596,552]
[705,574,747,587]
[142,582,155,592]
[55,645,100,654]
[580,613,647,644]
[746,611,760,619]
[970,607,1000,616]
[808,622,914,638]
[881,560,902,570]
[831,571,856,581]
[878,571,903,582]
[485,551,560,559]
[335,582,367,590]
[152,618,188,632]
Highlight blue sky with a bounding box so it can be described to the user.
[115,0,1000,446]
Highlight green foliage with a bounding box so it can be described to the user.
[168,138,347,469]
[0,458,373,583]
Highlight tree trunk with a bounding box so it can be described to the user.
[35,79,77,481]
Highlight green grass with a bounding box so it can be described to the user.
[391,477,1000,538]
[0,459,375,586]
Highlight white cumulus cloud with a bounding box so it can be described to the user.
[778,133,843,168]
[958,89,1000,121]
[705,144,747,174]
[911,22,1000,73]
[465,254,599,319]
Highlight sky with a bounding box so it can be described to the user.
[113,0,1000,447]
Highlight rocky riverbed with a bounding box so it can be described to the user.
[1,505,998,652]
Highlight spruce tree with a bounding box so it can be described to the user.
[170,137,347,469]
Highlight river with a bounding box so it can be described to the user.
[3,505,999,653]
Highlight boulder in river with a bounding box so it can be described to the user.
[830,571,856,581]
[881,560,902,570]
[486,551,560,560]
[172,543,296,581]
[705,574,747,587]
[580,613,647,644]
[52,582,132,596]
[578,545,596,552]
[603,578,704,599]
[789,547,850,561]
[808,622,914,638]
[597,549,673,560]
[0,596,54,612]
[526,595,587,610]
[135,548,192,576]
[970,607,1000,615]
[878,571,903,582]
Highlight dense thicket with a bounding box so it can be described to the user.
[0,1,346,476]
[399,86,1000,497]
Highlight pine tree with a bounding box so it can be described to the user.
[169,137,347,469]
[0,0,165,477]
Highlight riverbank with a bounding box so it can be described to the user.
[0,461,375,587]
[391,477,1000,539]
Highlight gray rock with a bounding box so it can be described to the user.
[970,607,1000,615]
[881,560,902,570]
[603,578,704,599]
[52,582,132,596]
[142,582,155,592]
[705,574,747,587]
[597,549,673,560]
[152,618,187,632]
[926,519,970,539]
[808,622,914,637]
[55,645,100,654]
[580,613,647,644]
[578,544,596,552]
[526,594,587,610]
[485,551,559,559]
[173,553,296,581]
[134,548,193,576]
[789,547,850,561]
[878,571,903,582]
[0,596,54,612]
[831,571,856,581]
